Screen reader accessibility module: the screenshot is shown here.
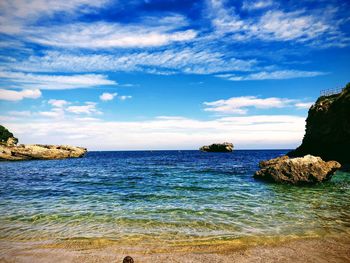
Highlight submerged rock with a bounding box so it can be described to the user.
[254,155,341,185]
[0,144,87,161]
[288,83,350,165]
[200,142,234,152]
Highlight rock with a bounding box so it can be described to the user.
[6,137,18,146]
[288,83,350,165]
[200,142,234,152]
[0,144,87,161]
[254,155,341,184]
[123,256,134,263]
[0,125,87,161]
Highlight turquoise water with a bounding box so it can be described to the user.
[0,150,349,244]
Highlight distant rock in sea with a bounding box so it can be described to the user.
[200,142,234,152]
[288,83,350,165]
[0,125,87,161]
[254,155,341,185]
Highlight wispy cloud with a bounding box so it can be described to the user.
[217,70,327,81]
[24,22,197,49]
[204,96,315,114]
[119,95,132,100]
[66,102,101,115]
[295,102,313,109]
[242,0,274,10]
[208,0,348,47]
[0,0,109,34]
[0,88,41,101]
[48,99,69,108]
[0,71,116,89]
[204,96,294,114]
[7,49,256,75]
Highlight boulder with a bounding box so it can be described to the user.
[200,142,234,152]
[254,155,341,184]
[0,144,87,161]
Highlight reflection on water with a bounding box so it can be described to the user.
[0,150,349,244]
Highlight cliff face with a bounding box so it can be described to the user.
[289,83,350,164]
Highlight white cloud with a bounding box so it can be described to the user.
[295,102,313,109]
[119,95,132,100]
[8,111,32,117]
[0,0,108,34]
[48,99,69,108]
[0,88,41,101]
[218,70,327,81]
[0,71,116,89]
[254,10,330,42]
[2,115,305,150]
[204,96,294,114]
[66,102,101,115]
[208,0,347,46]
[242,0,274,10]
[25,22,197,49]
[9,49,256,74]
[100,92,117,101]
[38,108,64,119]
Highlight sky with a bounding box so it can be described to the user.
[0,0,349,150]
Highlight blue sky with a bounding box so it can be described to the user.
[0,0,349,150]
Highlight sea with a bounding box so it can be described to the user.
[0,150,349,247]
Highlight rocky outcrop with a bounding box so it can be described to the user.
[288,83,350,165]
[254,155,341,184]
[0,143,87,161]
[200,142,234,152]
[0,125,87,161]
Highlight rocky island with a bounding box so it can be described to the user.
[200,142,234,152]
[0,125,87,161]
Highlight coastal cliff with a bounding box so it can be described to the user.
[288,83,350,165]
[0,125,87,161]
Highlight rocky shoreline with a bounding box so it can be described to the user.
[0,125,87,161]
[0,143,87,161]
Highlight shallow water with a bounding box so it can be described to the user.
[0,150,349,245]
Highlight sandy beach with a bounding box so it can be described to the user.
[1,234,350,263]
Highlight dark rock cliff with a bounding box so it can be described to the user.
[288,83,350,164]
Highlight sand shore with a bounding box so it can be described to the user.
[1,235,349,263]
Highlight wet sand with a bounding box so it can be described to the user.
[1,235,350,263]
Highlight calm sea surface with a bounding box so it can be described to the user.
[0,150,349,244]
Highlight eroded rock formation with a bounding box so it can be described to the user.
[254,155,341,184]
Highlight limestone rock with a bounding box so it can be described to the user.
[200,142,234,152]
[254,155,341,184]
[0,144,87,161]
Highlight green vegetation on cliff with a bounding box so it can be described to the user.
[0,125,17,144]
